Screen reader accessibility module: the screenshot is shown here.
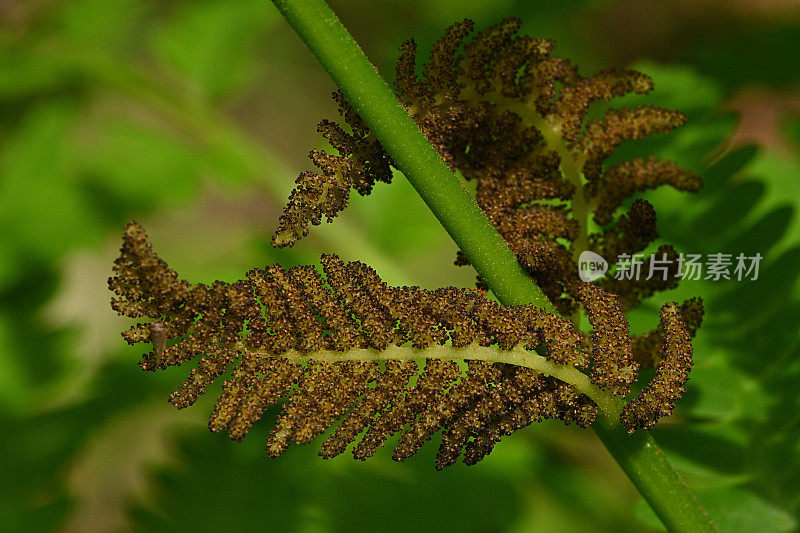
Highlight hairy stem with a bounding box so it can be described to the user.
[269,1,716,531]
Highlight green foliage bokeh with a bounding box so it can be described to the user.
[1,1,799,531]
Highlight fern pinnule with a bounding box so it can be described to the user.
[621,303,695,431]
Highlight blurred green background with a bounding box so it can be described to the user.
[1,0,799,531]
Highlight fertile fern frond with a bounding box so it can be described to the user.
[111,19,707,467]
[111,222,698,467]
[271,18,702,331]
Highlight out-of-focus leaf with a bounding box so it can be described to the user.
[635,487,798,533]
[0,316,30,408]
[50,0,149,51]
[0,50,82,99]
[130,415,522,533]
[62,401,204,532]
[699,488,798,533]
[148,0,277,102]
[642,110,800,530]
[0,101,100,271]
[79,121,204,212]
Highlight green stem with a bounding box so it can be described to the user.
[269,1,716,531]
[594,422,715,532]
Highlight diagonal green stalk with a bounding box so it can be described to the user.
[269,1,716,531]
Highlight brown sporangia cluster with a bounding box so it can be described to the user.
[621,303,697,430]
[272,17,703,360]
[111,20,707,466]
[111,221,691,467]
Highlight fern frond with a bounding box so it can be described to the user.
[631,297,704,369]
[271,20,702,363]
[109,222,696,467]
[111,19,708,468]
[589,198,659,261]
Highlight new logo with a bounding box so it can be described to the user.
[578,251,608,282]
